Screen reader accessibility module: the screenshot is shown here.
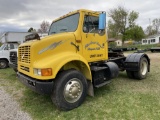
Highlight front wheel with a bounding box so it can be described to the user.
[51,69,88,111]
[134,57,148,80]
[0,60,8,69]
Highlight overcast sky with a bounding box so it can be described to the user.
[0,0,159,33]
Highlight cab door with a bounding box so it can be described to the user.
[2,43,17,59]
[81,14,107,62]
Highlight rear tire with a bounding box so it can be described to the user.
[51,69,88,111]
[0,60,8,69]
[134,57,148,80]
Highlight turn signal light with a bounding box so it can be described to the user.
[41,68,52,76]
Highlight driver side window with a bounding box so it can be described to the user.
[83,15,99,33]
[4,43,15,50]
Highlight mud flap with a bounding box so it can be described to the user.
[124,53,150,72]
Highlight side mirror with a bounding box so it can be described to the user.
[99,12,106,30]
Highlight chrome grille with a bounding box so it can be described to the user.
[10,51,17,64]
[20,65,30,72]
[19,46,31,63]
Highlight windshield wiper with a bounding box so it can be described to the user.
[60,29,68,32]
[51,32,56,34]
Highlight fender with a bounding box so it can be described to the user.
[125,53,150,71]
[0,50,9,61]
[0,56,9,59]
[0,56,9,62]
[33,51,92,80]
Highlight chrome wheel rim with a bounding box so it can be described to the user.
[141,60,147,75]
[0,62,6,68]
[63,78,83,103]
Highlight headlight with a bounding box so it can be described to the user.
[34,69,41,76]
[34,68,52,76]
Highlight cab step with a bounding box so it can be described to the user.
[94,80,112,88]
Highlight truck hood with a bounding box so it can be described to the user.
[19,32,75,47]
[19,32,77,65]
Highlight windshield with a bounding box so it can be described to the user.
[0,44,6,50]
[49,13,79,35]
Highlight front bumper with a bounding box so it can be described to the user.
[17,72,54,95]
[9,62,17,71]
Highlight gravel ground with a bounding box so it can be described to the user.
[0,86,32,120]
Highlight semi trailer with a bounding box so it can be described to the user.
[17,9,150,111]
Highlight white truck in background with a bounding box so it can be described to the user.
[9,33,48,71]
[9,48,18,71]
[0,32,33,69]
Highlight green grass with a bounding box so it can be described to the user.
[0,53,160,120]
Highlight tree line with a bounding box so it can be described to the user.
[28,20,50,33]
[145,18,160,36]
[108,6,160,42]
[29,6,160,42]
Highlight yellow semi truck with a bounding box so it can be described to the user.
[17,9,150,110]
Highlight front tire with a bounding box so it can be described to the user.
[51,69,88,111]
[0,60,8,69]
[134,57,148,80]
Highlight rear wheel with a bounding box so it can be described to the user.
[0,60,8,69]
[51,69,88,111]
[134,57,148,80]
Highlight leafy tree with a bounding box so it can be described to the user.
[145,25,157,36]
[108,6,139,42]
[145,18,160,36]
[109,42,116,48]
[107,20,117,38]
[152,18,160,34]
[108,6,128,41]
[28,27,36,32]
[128,11,139,28]
[125,25,145,41]
[38,20,50,33]
[28,27,33,32]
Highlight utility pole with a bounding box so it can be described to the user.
[149,18,151,35]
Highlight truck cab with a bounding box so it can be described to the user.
[17,9,150,111]
[0,32,33,69]
[0,42,19,68]
[18,9,108,80]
